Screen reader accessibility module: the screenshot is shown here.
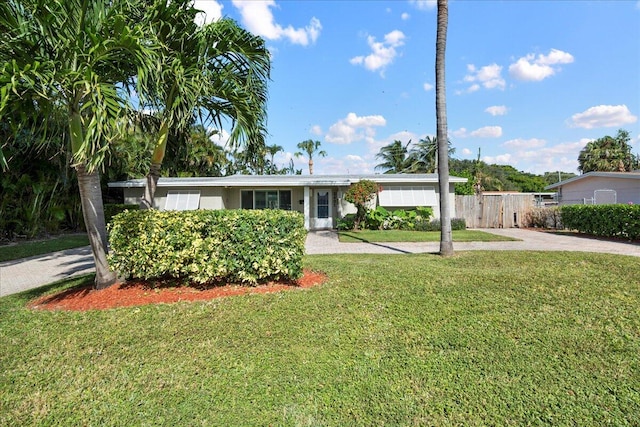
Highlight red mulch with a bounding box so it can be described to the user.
[29,269,327,312]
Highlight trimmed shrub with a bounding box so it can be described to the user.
[414,217,466,232]
[108,209,306,285]
[525,207,562,229]
[104,204,139,225]
[337,213,356,231]
[560,204,640,240]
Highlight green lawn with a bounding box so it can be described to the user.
[1,252,638,425]
[0,234,89,262]
[339,229,518,243]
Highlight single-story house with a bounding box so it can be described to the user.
[545,171,640,205]
[108,174,467,230]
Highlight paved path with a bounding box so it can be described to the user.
[2,228,639,297]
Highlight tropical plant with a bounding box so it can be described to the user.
[375,140,412,173]
[343,179,380,230]
[295,139,327,175]
[265,144,284,174]
[138,2,270,207]
[577,129,637,173]
[0,0,158,288]
[436,0,453,256]
[407,136,455,173]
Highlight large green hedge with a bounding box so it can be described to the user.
[108,209,306,285]
[560,204,640,240]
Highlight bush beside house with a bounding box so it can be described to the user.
[560,204,640,240]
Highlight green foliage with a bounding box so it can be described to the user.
[526,207,563,229]
[343,180,380,230]
[336,214,357,231]
[108,209,306,284]
[561,204,640,240]
[363,206,434,230]
[578,129,637,173]
[414,217,466,232]
[103,204,139,225]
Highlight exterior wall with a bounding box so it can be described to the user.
[124,187,224,210]
[559,177,640,205]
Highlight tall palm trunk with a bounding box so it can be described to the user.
[140,121,169,209]
[436,0,453,256]
[309,158,314,175]
[75,164,118,289]
[70,109,118,288]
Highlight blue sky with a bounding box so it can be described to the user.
[194,0,640,175]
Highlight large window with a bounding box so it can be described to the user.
[165,190,200,210]
[241,190,292,210]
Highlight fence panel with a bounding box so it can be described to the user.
[455,194,535,228]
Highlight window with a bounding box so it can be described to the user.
[165,190,200,210]
[240,190,292,210]
[378,186,436,207]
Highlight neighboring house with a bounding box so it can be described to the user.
[545,172,640,205]
[108,174,467,230]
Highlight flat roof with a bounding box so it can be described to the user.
[109,173,468,188]
[545,171,640,190]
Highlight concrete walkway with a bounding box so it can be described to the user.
[2,228,639,297]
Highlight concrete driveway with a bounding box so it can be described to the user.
[1,228,639,297]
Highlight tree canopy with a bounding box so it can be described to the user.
[577,129,637,173]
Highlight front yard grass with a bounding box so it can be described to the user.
[0,233,89,262]
[339,229,518,243]
[1,251,638,425]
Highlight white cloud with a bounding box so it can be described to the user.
[401,12,410,20]
[310,125,323,135]
[409,0,437,10]
[502,138,546,149]
[485,105,508,116]
[461,148,473,156]
[483,153,513,165]
[231,0,321,46]
[209,128,231,147]
[452,126,502,138]
[463,63,505,91]
[350,30,406,75]
[325,112,387,144]
[423,82,433,91]
[509,48,574,81]
[193,0,223,25]
[568,104,638,129]
[471,126,503,138]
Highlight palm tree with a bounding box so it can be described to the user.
[0,0,157,288]
[577,129,636,173]
[408,136,455,173]
[265,144,284,174]
[295,140,327,175]
[139,2,270,207]
[375,140,411,173]
[436,0,453,256]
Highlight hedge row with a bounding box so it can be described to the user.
[560,204,640,240]
[108,209,306,285]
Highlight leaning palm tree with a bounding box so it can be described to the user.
[375,140,412,173]
[139,1,270,208]
[0,0,158,288]
[295,140,327,175]
[436,0,453,256]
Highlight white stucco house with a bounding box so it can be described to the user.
[108,174,467,230]
[545,172,640,205]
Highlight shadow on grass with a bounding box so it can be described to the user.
[337,232,419,255]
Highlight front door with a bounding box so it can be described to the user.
[314,189,332,229]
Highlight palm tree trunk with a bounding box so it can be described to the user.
[141,162,162,209]
[75,164,118,289]
[140,121,168,209]
[309,158,314,175]
[436,0,453,256]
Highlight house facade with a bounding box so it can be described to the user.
[545,172,640,205]
[108,174,467,230]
